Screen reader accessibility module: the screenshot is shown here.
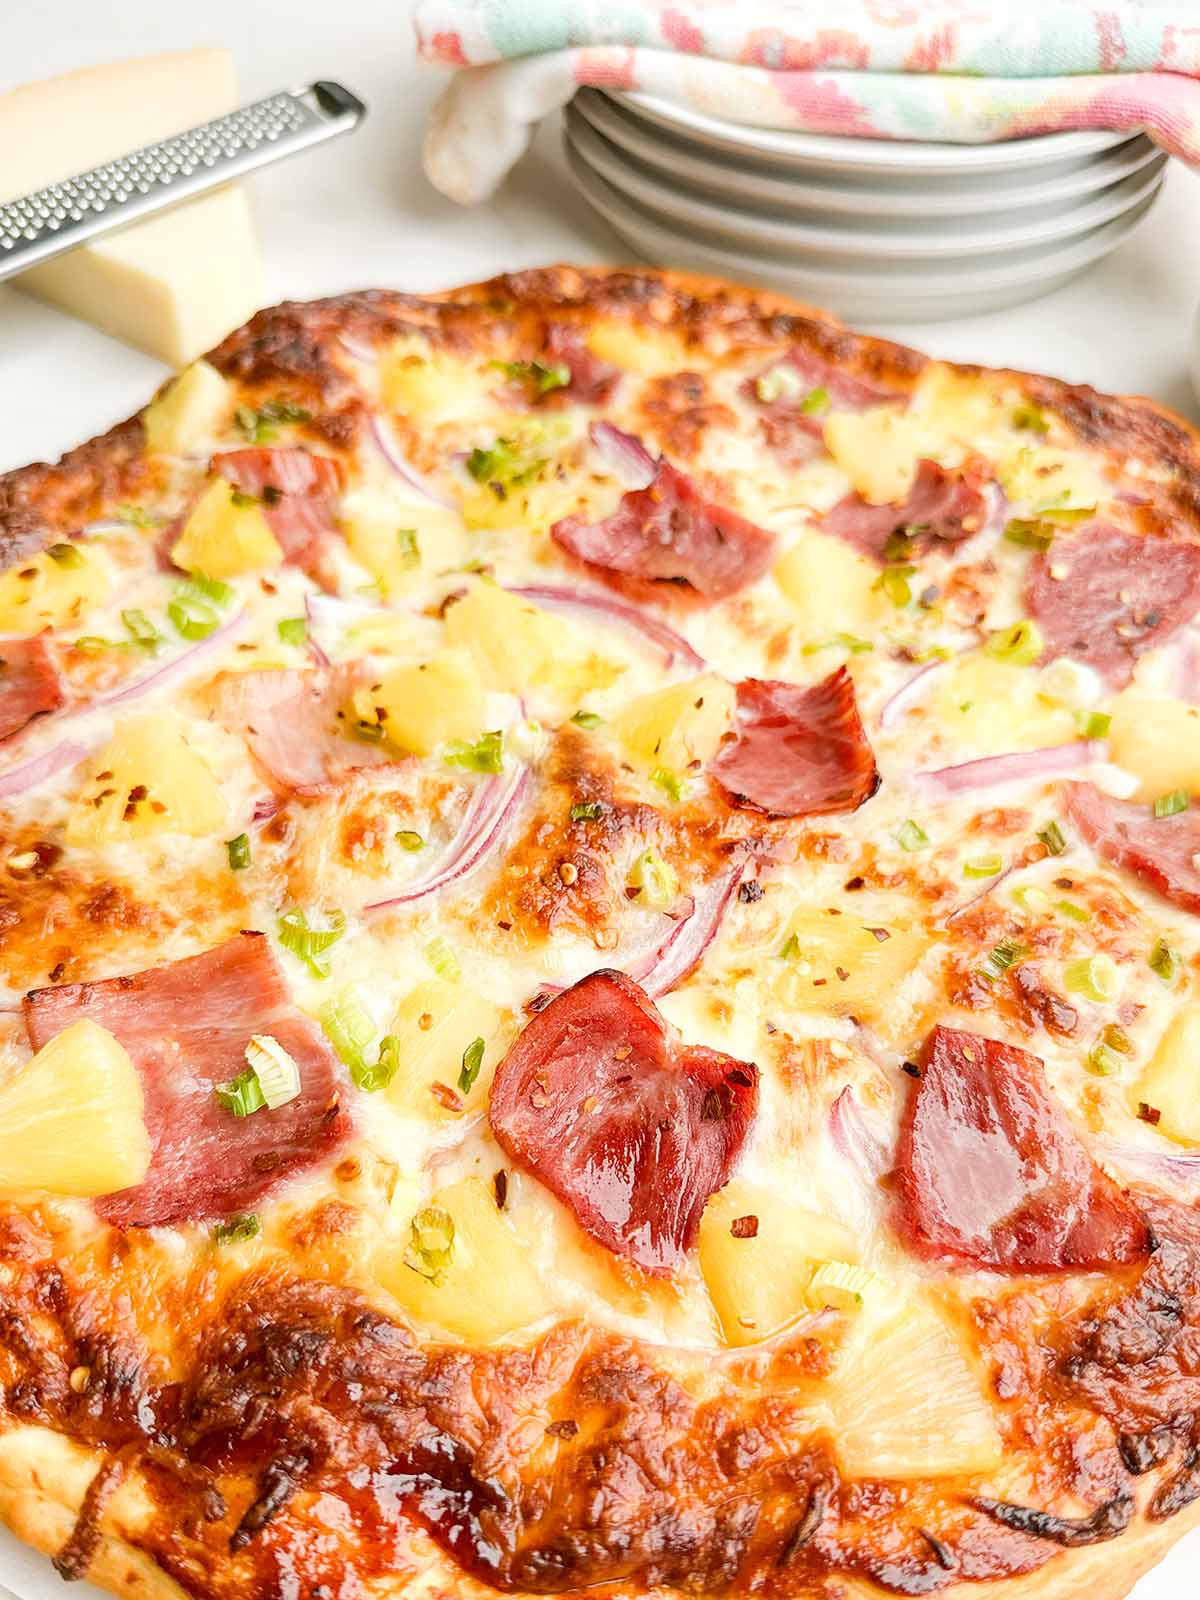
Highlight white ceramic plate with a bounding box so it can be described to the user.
[566,111,1167,258]
[618,90,1136,176]
[566,146,1161,320]
[573,91,1161,219]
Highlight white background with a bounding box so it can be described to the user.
[1,2,1199,1595]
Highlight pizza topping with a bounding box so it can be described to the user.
[0,634,64,743]
[710,667,879,818]
[214,447,343,585]
[23,932,350,1227]
[893,1023,1152,1272]
[1025,525,1200,688]
[542,322,621,404]
[1065,779,1200,916]
[748,350,898,465]
[488,969,758,1274]
[822,459,993,565]
[212,667,396,794]
[510,583,705,670]
[551,458,776,601]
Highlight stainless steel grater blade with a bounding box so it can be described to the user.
[0,80,367,281]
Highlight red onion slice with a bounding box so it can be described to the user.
[914,740,1103,799]
[828,1086,891,1181]
[589,420,658,491]
[509,584,705,671]
[97,608,247,708]
[1099,1141,1200,1198]
[634,862,746,997]
[0,739,91,799]
[368,413,454,508]
[366,761,530,911]
[878,656,951,732]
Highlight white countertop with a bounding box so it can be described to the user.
[0,4,1198,1597]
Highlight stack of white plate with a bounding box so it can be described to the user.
[565,88,1167,320]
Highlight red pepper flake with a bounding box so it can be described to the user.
[866,927,890,942]
[835,965,850,982]
[429,1081,464,1113]
[493,1169,509,1208]
[902,1060,922,1078]
[1138,1101,1162,1126]
[545,1419,579,1439]
[730,1214,759,1239]
[844,876,865,891]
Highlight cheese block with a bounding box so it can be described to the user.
[0,51,262,363]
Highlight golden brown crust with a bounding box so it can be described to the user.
[3,265,1200,1600]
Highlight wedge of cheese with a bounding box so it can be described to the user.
[0,51,262,363]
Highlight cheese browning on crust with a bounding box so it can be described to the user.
[0,266,1199,1600]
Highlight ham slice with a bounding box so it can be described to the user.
[710,667,878,818]
[542,321,620,405]
[1024,524,1200,689]
[1065,780,1200,916]
[551,459,775,602]
[24,932,349,1228]
[214,448,343,587]
[822,459,991,565]
[893,1023,1151,1273]
[0,635,63,743]
[748,350,898,468]
[489,969,758,1275]
[213,667,395,795]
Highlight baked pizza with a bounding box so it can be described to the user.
[2,265,1200,1600]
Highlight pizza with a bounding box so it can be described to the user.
[1,265,1200,1600]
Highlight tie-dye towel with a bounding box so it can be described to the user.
[414,0,1200,203]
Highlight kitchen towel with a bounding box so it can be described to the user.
[415,0,1200,202]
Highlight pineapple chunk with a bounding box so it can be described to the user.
[350,647,485,757]
[143,360,233,455]
[383,345,488,422]
[585,319,691,376]
[384,978,510,1119]
[824,407,930,505]
[1107,694,1200,802]
[0,543,112,637]
[774,905,932,1026]
[341,495,467,597]
[1135,1003,1200,1145]
[774,531,884,641]
[700,1181,859,1347]
[170,478,283,579]
[458,419,581,532]
[828,1293,1003,1478]
[66,712,226,845]
[380,1177,550,1340]
[0,1020,150,1198]
[936,653,1076,755]
[445,582,620,712]
[997,445,1108,515]
[611,674,736,772]
[913,368,1022,450]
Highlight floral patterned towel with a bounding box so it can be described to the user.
[414,0,1200,203]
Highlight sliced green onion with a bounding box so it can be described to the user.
[800,385,830,416]
[358,1034,401,1094]
[395,830,425,852]
[877,565,915,608]
[896,819,930,852]
[985,618,1044,666]
[277,616,307,646]
[115,504,159,530]
[1074,709,1111,740]
[627,848,679,910]
[212,1214,260,1245]
[1038,503,1096,527]
[226,833,251,871]
[571,710,603,729]
[405,1205,455,1285]
[277,907,346,978]
[319,988,377,1078]
[1012,884,1052,914]
[1037,820,1068,856]
[1154,789,1189,819]
[1088,1023,1134,1077]
[72,635,116,653]
[1064,952,1120,1003]
[779,932,802,961]
[444,729,504,774]
[980,938,1030,979]
[801,633,873,656]
[214,1067,266,1118]
[243,1034,301,1109]
[651,767,684,803]
[119,609,163,654]
[1003,519,1055,551]
[1055,898,1091,923]
[963,854,1003,878]
[458,1036,485,1095]
[490,358,570,397]
[168,593,220,641]
[396,527,420,569]
[46,542,83,568]
[426,935,461,980]
[235,399,311,443]
[754,365,804,405]
[1012,402,1050,435]
[569,801,603,822]
[185,570,236,608]
[882,529,916,564]
[1148,938,1183,987]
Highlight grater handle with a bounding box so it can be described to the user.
[0,80,367,283]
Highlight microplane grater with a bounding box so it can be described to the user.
[0,80,366,280]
